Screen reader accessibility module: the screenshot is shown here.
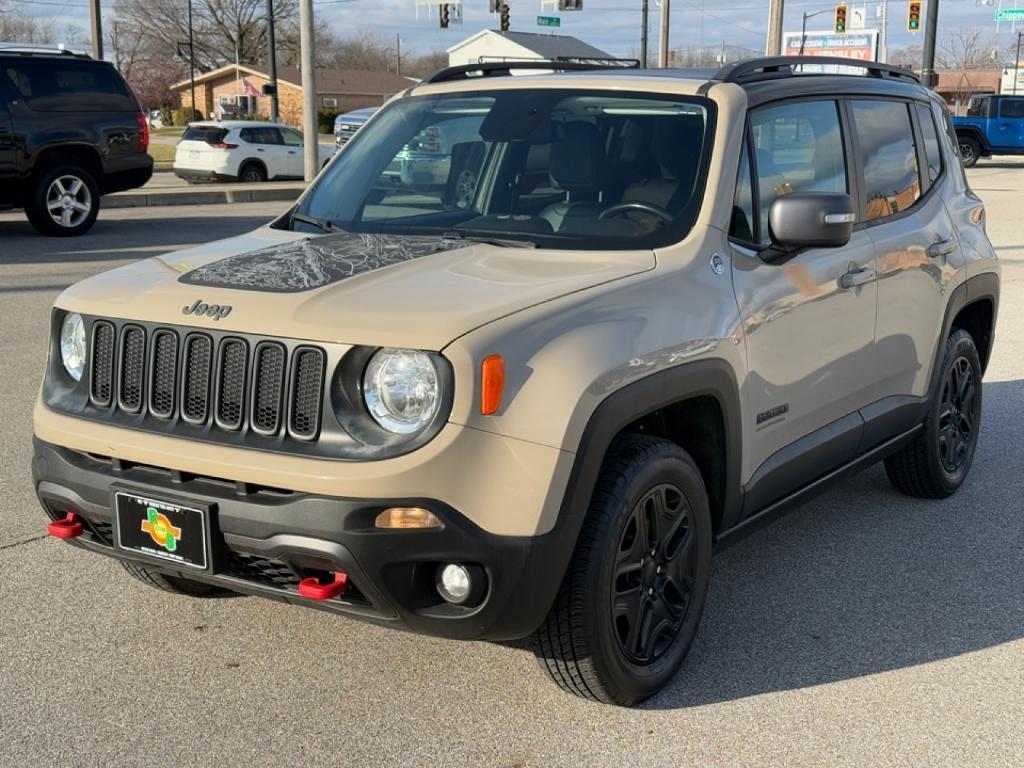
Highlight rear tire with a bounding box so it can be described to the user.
[534,435,712,705]
[238,162,266,183]
[120,561,227,597]
[885,329,983,499]
[25,164,100,237]
[957,137,980,168]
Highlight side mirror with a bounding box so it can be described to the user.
[767,192,855,253]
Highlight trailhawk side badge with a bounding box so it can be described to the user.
[182,298,232,320]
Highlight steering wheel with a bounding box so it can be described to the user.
[598,201,673,222]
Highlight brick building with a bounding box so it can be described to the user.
[171,64,414,125]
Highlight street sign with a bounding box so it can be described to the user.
[537,15,561,26]
[996,8,1024,21]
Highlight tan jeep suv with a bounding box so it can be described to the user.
[33,57,1000,705]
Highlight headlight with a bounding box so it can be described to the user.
[363,348,441,434]
[60,312,86,382]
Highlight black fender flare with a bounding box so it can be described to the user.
[927,272,1000,400]
[495,359,744,639]
[953,127,989,153]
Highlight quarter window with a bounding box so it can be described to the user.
[1000,98,1024,118]
[850,100,921,221]
[915,102,942,185]
[749,100,847,245]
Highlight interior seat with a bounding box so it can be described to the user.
[539,122,606,232]
[620,117,705,211]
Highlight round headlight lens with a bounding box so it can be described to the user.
[60,312,86,382]
[363,348,441,435]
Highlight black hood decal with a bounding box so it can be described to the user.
[179,232,463,293]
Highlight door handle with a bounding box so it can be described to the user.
[840,267,877,290]
[256,148,264,152]
[927,239,957,258]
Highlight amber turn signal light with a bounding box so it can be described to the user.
[481,354,505,415]
[374,507,442,529]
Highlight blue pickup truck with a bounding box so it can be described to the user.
[952,93,1024,166]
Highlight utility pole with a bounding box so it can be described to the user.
[188,2,196,119]
[658,0,671,67]
[879,0,889,64]
[299,0,318,181]
[920,0,939,88]
[1014,29,1022,94]
[766,0,784,56]
[266,0,280,122]
[89,0,103,59]
[640,0,649,67]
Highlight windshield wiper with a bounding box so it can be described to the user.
[290,211,340,233]
[441,231,536,249]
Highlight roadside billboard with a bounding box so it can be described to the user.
[783,30,880,61]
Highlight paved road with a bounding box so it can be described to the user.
[1,174,1022,767]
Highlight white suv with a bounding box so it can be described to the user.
[173,121,334,183]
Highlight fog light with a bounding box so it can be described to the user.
[438,564,471,603]
[374,507,441,529]
[436,563,485,606]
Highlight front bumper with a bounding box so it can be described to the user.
[32,437,572,641]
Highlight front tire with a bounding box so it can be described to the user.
[885,329,983,498]
[534,435,712,705]
[957,137,980,168]
[25,165,100,236]
[120,561,227,597]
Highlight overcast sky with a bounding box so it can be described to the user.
[7,0,1022,62]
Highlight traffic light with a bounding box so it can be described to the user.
[500,2,510,31]
[558,0,583,9]
[907,1,921,32]
[440,2,449,29]
[834,3,848,33]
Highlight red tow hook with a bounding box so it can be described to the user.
[48,512,84,539]
[298,572,349,601]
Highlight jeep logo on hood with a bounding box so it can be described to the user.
[182,299,232,320]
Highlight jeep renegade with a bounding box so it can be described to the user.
[33,57,1000,706]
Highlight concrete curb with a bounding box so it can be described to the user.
[105,184,306,209]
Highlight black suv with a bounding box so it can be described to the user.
[0,46,152,236]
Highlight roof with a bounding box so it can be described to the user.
[171,64,412,94]
[187,120,291,128]
[934,69,1001,94]
[447,29,612,61]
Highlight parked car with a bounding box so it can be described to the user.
[173,121,334,183]
[952,93,1024,166]
[382,116,482,192]
[0,45,152,236]
[333,107,376,147]
[34,57,999,706]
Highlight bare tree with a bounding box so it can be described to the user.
[0,1,83,47]
[937,28,1000,70]
[111,0,314,70]
[108,22,187,109]
[319,32,447,77]
[888,45,923,71]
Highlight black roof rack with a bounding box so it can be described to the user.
[0,42,90,58]
[714,56,920,85]
[424,58,641,85]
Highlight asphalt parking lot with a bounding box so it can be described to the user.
[1,163,1022,767]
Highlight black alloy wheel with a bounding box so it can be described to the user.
[612,482,698,665]
[938,356,978,473]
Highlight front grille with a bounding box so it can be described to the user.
[83,319,329,446]
[251,342,286,435]
[89,321,115,406]
[149,330,178,418]
[289,348,325,439]
[118,325,146,412]
[181,334,213,424]
[223,551,302,590]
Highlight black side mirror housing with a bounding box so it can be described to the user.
[767,192,855,254]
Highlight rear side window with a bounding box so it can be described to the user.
[1001,98,1024,118]
[914,102,942,185]
[749,99,847,245]
[4,60,135,112]
[240,126,283,145]
[183,126,228,144]
[850,100,921,221]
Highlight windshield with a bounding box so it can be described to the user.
[292,89,715,249]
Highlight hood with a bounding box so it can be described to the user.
[56,228,656,350]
